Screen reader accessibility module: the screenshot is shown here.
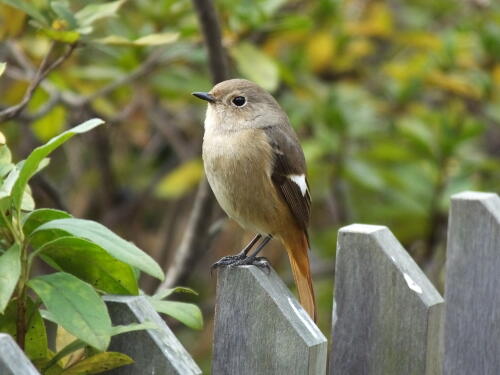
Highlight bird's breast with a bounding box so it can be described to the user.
[202,128,282,234]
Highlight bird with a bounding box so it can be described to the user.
[193,79,316,322]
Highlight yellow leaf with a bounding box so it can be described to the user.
[426,71,481,99]
[3,80,28,105]
[306,32,336,72]
[0,4,27,38]
[95,32,179,46]
[155,159,203,199]
[383,54,428,82]
[51,19,69,31]
[454,34,478,69]
[93,35,129,45]
[346,2,393,37]
[335,38,374,70]
[0,62,5,77]
[395,32,442,50]
[61,352,133,375]
[56,327,83,367]
[492,64,500,87]
[31,106,66,142]
[133,32,179,46]
[263,30,307,57]
[42,28,80,43]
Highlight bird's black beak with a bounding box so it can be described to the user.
[192,92,216,103]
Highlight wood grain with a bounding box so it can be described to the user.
[330,224,444,375]
[212,266,327,375]
[104,295,201,375]
[444,192,500,375]
[0,333,40,374]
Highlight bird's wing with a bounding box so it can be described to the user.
[264,126,311,232]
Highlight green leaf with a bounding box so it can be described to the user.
[22,208,72,236]
[344,159,385,190]
[25,303,48,361]
[38,237,139,295]
[0,0,49,26]
[28,272,112,351]
[0,144,12,165]
[75,0,126,27]
[39,308,57,324]
[150,299,203,330]
[0,62,6,77]
[21,185,35,211]
[0,244,21,314]
[33,355,64,375]
[33,218,164,281]
[0,298,48,360]
[41,28,80,43]
[0,163,13,179]
[231,42,279,92]
[61,352,134,375]
[42,339,86,373]
[11,118,104,213]
[94,32,179,46]
[152,286,198,300]
[109,321,157,336]
[0,165,20,201]
[50,1,78,29]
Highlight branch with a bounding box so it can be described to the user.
[192,0,229,83]
[155,0,228,293]
[79,48,165,106]
[0,42,76,123]
[3,46,168,121]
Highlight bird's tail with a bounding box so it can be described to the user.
[282,230,317,322]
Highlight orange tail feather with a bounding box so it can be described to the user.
[282,231,317,322]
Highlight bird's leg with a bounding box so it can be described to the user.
[211,234,262,270]
[229,235,273,273]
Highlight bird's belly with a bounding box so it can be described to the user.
[203,130,283,234]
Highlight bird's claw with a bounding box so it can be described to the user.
[211,253,247,269]
[232,255,270,273]
[210,254,270,275]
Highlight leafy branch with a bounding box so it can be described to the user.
[0,42,76,122]
[0,119,202,373]
[156,0,229,293]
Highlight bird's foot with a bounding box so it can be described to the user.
[211,254,270,274]
[232,255,270,273]
[211,253,247,269]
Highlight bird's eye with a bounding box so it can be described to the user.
[232,96,246,107]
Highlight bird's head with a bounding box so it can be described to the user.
[193,79,284,132]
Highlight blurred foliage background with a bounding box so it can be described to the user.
[1,0,499,371]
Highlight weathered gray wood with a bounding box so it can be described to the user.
[104,295,201,375]
[213,265,327,375]
[0,333,41,374]
[330,224,444,375]
[444,192,500,375]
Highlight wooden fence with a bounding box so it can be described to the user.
[2,191,499,374]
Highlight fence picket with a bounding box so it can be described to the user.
[0,333,41,374]
[212,265,327,375]
[330,224,444,375]
[104,295,201,375]
[444,192,500,374]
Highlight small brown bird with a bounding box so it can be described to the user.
[193,79,316,321]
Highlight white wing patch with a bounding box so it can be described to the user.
[288,174,307,196]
